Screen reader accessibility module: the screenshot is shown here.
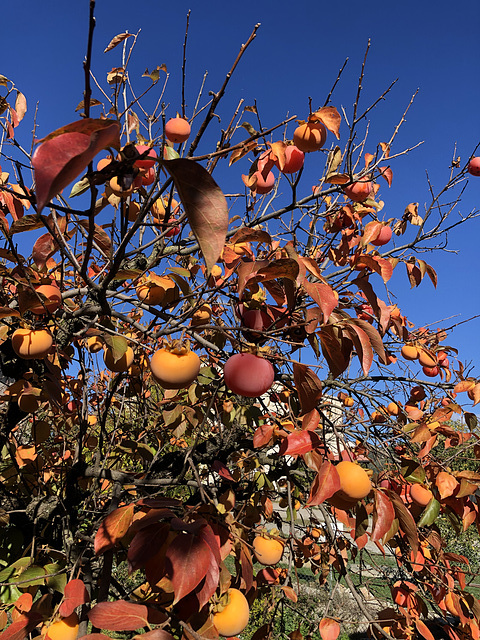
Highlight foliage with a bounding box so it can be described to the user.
[0,6,479,640]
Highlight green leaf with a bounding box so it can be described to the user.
[417,498,440,527]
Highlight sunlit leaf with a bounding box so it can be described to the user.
[307,461,341,506]
[88,601,148,632]
[319,617,340,640]
[104,32,133,53]
[94,504,135,555]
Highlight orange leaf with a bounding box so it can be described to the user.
[312,107,341,139]
[436,471,459,499]
[415,619,435,640]
[319,617,340,640]
[94,504,135,555]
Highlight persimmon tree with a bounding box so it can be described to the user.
[0,6,480,640]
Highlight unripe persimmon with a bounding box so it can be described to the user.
[343,180,373,203]
[293,121,327,153]
[150,346,201,389]
[165,117,191,143]
[410,483,433,507]
[12,328,53,359]
[468,157,480,177]
[275,145,305,173]
[30,284,62,315]
[253,535,285,565]
[104,346,135,373]
[212,588,250,637]
[224,353,275,397]
[401,344,419,361]
[43,613,79,640]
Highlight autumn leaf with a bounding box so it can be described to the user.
[104,32,134,53]
[164,532,213,604]
[88,601,149,632]
[307,461,341,506]
[436,471,459,499]
[59,578,90,617]
[32,118,121,213]
[94,504,135,555]
[371,490,395,542]
[293,363,322,415]
[163,159,228,273]
[312,107,341,139]
[279,430,321,456]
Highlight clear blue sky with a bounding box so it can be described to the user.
[2,0,480,373]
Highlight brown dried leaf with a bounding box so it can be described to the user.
[104,32,134,53]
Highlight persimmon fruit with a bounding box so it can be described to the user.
[224,353,275,397]
[371,225,392,247]
[109,176,134,198]
[343,180,373,203]
[86,336,103,353]
[253,535,284,565]
[468,157,480,176]
[410,483,433,507]
[293,121,327,153]
[275,145,305,173]
[212,588,250,637]
[328,461,372,509]
[386,402,401,416]
[12,328,54,359]
[401,345,419,361]
[165,117,191,143]
[251,170,275,194]
[43,613,79,640]
[30,284,62,315]
[418,349,437,368]
[103,346,135,373]
[423,365,439,377]
[150,346,201,389]
[134,144,157,171]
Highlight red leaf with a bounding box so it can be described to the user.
[32,119,120,213]
[319,617,340,640]
[293,363,322,415]
[279,430,321,456]
[342,321,373,375]
[371,490,395,542]
[128,522,170,572]
[253,424,275,448]
[211,460,234,481]
[88,601,149,632]
[0,613,42,640]
[31,233,58,270]
[164,532,213,604]
[59,579,90,617]
[307,461,341,506]
[94,504,135,555]
[163,159,228,273]
[319,325,352,378]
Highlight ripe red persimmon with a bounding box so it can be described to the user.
[251,170,275,194]
[371,225,393,247]
[165,117,191,143]
[275,145,305,173]
[134,144,157,171]
[423,365,439,377]
[467,157,480,176]
[343,180,373,202]
[224,353,274,397]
